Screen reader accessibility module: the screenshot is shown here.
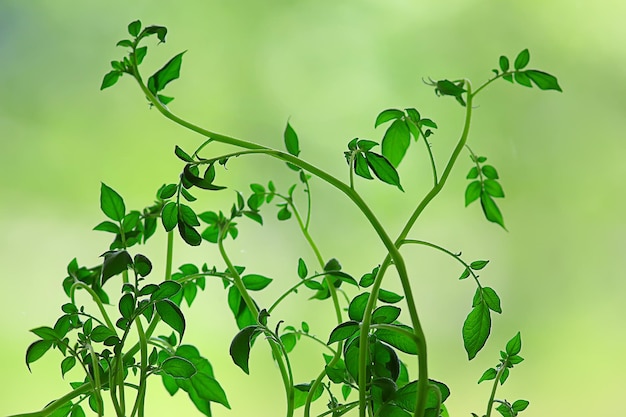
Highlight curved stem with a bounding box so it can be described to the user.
[130,318,148,417]
[485,364,506,417]
[70,283,116,333]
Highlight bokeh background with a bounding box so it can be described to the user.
[1,1,624,416]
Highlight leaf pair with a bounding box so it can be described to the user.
[497,49,562,92]
[465,154,506,229]
[346,138,403,190]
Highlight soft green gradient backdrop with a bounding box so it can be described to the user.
[1,1,624,416]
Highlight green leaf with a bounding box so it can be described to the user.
[478,367,497,383]
[30,326,58,341]
[365,152,403,191]
[506,332,522,356]
[128,20,142,37]
[101,250,133,285]
[357,139,379,151]
[118,293,135,319]
[381,119,411,167]
[465,181,481,206]
[348,292,370,322]
[375,109,404,127]
[514,71,532,87]
[147,51,186,95]
[294,382,324,409]
[191,373,230,408]
[159,184,178,199]
[328,321,360,344]
[174,145,194,162]
[242,211,263,225]
[229,325,261,374]
[161,202,178,232]
[354,153,374,179]
[459,268,470,280]
[394,379,450,412]
[378,289,403,304]
[499,55,510,72]
[100,70,122,90]
[277,205,292,220]
[179,204,200,227]
[156,300,186,339]
[524,70,562,92]
[70,405,86,417]
[462,302,491,360]
[480,193,506,229]
[374,325,418,355]
[466,166,479,179]
[242,274,272,291]
[371,305,401,324]
[142,25,168,43]
[297,258,307,279]
[178,221,202,246]
[514,49,530,70]
[26,340,53,371]
[135,47,148,65]
[100,183,125,221]
[481,165,499,179]
[151,281,182,301]
[61,356,76,378]
[470,260,489,270]
[90,325,114,343]
[482,287,502,313]
[161,356,197,379]
[483,179,504,198]
[284,122,300,157]
[134,254,152,277]
[512,400,529,412]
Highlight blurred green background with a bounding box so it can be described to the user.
[1,1,624,416]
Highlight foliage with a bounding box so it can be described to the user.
[11,20,561,417]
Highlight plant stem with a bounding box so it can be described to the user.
[485,364,506,417]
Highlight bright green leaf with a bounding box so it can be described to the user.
[375,109,404,127]
[242,274,272,291]
[381,119,411,167]
[147,51,186,95]
[100,183,125,221]
[480,193,506,229]
[506,332,522,356]
[365,152,403,191]
[514,49,530,70]
[100,71,122,90]
[161,356,197,379]
[465,181,481,206]
[26,340,53,371]
[478,367,497,383]
[327,321,360,344]
[156,300,186,339]
[284,122,300,157]
[462,303,491,360]
[525,70,562,92]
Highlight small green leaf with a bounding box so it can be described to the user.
[284,122,300,157]
[156,300,186,339]
[365,152,403,191]
[147,51,186,95]
[514,71,532,87]
[524,70,562,92]
[481,165,499,179]
[514,49,530,70]
[161,202,178,232]
[374,325,418,355]
[100,71,122,90]
[466,166,479,179]
[483,179,504,198]
[191,373,230,408]
[357,139,379,151]
[100,183,125,221]
[151,281,182,301]
[161,356,197,379]
[499,55,510,72]
[30,326,58,341]
[512,400,529,412]
[91,325,117,342]
[101,250,133,285]
[159,184,178,200]
[371,305,401,324]
[277,205,292,221]
[381,119,411,167]
[119,293,135,319]
[378,289,403,304]
[179,204,200,227]
[459,268,471,280]
[178,221,202,246]
[134,254,152,277]
[61,356,76,378]
[327,321,360,344]
[375,109,404,127]
[26,340,53,371]
[470,260,489,270]
[478,367,497,383]
[482,287,502,314]
[354,153,374,180]
[229,325,261,374]
[128,20,142,37]
[465,181,482,206]
[174,146,194,162]
[293,382,324,409]
[348,292,370,322]
[242,274,272,291]
[480,193,506,229]
[462,303,491,360]
[297,258,307,279]
[506,332,522,356]
[142,25,168,43]
[324,258,341,272]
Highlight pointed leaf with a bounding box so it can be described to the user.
[525,69,562,92]
[465,181,481,206]
[100,183,125,221]
[147,51,186,95]
[328,321,360,344]
[100,71,122,90]
[161,356,197,379]
[381,119,411,167]
[191,373,230,408]
[156,300,186,339]
[375,109,404,127]
[480,193,505,229]
[499,55,510,72]
[284,122,300,157]
[26,340,53,371]
[506,332,522,356]
[365,152,403,191]
[229,325,261,374]
[514,49,530,70]
[462,303,491,360]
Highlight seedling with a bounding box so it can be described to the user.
[10,20,561,417]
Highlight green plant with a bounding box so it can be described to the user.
[10,20,561,417]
